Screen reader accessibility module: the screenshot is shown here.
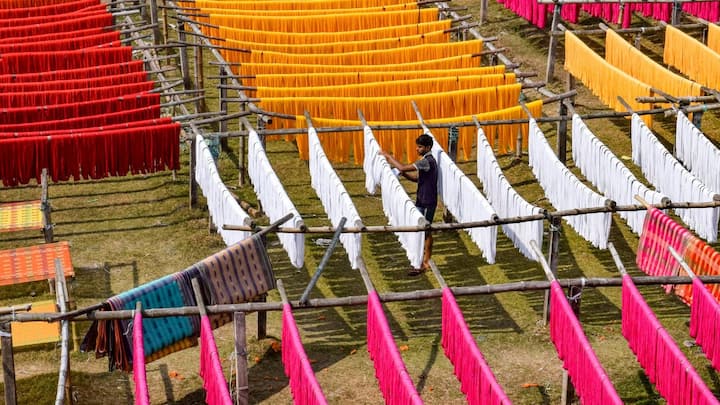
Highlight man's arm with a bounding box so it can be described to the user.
[379,151,418,182]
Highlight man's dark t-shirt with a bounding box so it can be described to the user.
[414,152,438,209]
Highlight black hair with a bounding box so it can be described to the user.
[416,133,433,148]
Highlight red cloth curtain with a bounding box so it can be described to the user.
[0,71,147,92]
[0,61,145,83]
[0,0,100,19]
[0,31,120,53]
[0,47,133,75]
[0,82,154,107]
[0,106,162,134]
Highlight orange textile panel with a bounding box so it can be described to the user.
[564,31,653,125]
[243,40,483,65]
[664,25,720,91]
[235,54,481,76]
[202,8,440,37]
[224,30,449,55]
[0,241,73,287]
[605,29,702,98]
[219,20,451,45]
[250,66,507,87]
[708,23,720,54]
[194,2,417,16]
[264,84,522,162]
[11,300,59,348]
[254,74,516,98]
[183,0,411,11]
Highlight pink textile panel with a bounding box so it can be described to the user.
[199,316,233,405]
[132,309,150,405]
[281,304,328,405]
[689,278,720,372]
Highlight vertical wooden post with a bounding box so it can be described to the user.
[148,0,162,46]
[515,126,523,159]
[189,137,197,208]
[234,312,249,405]
[239,108,246,187]
[257,294,267,339]
[177,21,192,91]
[561,372,575,405]
[545,3,562,83]
[193,37,207,115]
[161,0,169,46]
[671,1,682,25]
[219,67,229,151]
[557,102,568,165]
[542,216,562,325]
[0,322,16,405]
[479,0,488,25]
[41,168,53,243]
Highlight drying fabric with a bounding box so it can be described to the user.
[496,0,549,28]
[199,317,233,405]
[197,2,418,16]
[81,234,275,371]
[0,7,108,30]
[132,309,150,405]
[622,274,718,404]
[0,71,148,92]
[0,200,43,233]
[682,238,720,304]
[708,23,720,53]
[605,29,702,98]
[564,31,653,125]
[0,117,169,138]
[477,128,543,260]
[0,60,145,83]
[0,26,106,46]
[187,0,412,10]
[581,3,629,28]
[219,20,451,45]
[549,282,622,404]
[631,113,719,242]
[528,119,611,248]
[0,241,73,287]
[0,0,100,19]
[683,2,720,22]
[364,126,425,268]
[664,25,720,91]
[571,114,667,235]
[0,13,113,40]
[0,47,133,75]
[0,81,154,108]
[0,31,119,53]
[675,111,720,195]
[195,135,252,246]
[426,130,497,263]
[247,129,305,268]
[308,127,363,269]
[282,304,328,405]
[689,277,720,371]
[441,288,511,404]
[367,291,423,405]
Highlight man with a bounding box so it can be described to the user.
[380,133,438,276]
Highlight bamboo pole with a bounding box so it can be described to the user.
[0,320,16,405]
[299,217,347,306]
[54,260,71,405]
[668,246,697,279]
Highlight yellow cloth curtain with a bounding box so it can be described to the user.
[261,84,521,161]
[194,3,417,15]
[251,66,507,87]
[664,25,720,91]
[235,54,481,75]
[605,29,702,98]
[243,40,483,65]
[564,31,653,124]
[708,24,720,54]
[290,100,542,163]
[254,74,516,98]
[223,31,449,55]
[187,0,412,11]
[219,21,451,45]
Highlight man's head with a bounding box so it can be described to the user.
[415,133,433,156]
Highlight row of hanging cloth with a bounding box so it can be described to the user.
[708,24,720,54]
[0,12,112,40]
[183,0,413,11]
[664,25,720,96]
[82,234,276,372]
[0,60,146,84]
[675,111,720,196]
[0,0,100,19]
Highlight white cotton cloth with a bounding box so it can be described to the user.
[363,126,425,268]
[194,135,252,245]
[476,128,543,260]
[528,119,612,249]
[425,130,497,263]
[571,114,667,235]
[308,127,363,269]
[676,111,720,195]
[248,130,305,268]
[632,113,719,242]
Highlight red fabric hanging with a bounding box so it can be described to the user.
[0,47,133,75]
[0,60,145,83]
[0,13,112,40]
[0,0,100,19]
[0,71,147,92]
[0,82,154,107]
[0,106,162,134]
[0,5,107,28]
[0,117,172,138]
[0,31,119,53]
[0,27,106,45]
[0,0,87,9]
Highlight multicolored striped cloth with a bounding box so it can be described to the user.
[0,241,73,287]
[0,200,43,233]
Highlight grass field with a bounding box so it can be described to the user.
[1,1,720,404]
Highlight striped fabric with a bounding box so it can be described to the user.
[0,241,73,286]
[0,200,43,233]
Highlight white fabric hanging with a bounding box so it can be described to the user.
[676,111,720,194]
[308,127,363,269]
[424,129,497,263]
[363,125,425,268]
[528,119,612,249]
[194,135,252,245]
[248,129,305,268]
[476,128,543,260]
[571,114,667,235]
[631,113,719,242]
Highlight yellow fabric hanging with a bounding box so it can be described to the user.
[664,25,720,91]
[218,21,452,45]
[708,24,720,54]
[187,0,412,11]
[605,29,702,98]
[254,74,516,98]
[564,31,653,125]
[194,3,418,16]
[290,100,542,163]
[244,40,483,65]
[235,54,482,76]
[222,31,449,55]
[251,66,507,87]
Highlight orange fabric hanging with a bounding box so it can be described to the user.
[184,0,412,11]
[708,23,720,54]
[194,3,418,16]
[664,25,720,91]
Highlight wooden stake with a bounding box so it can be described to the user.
[234,312,249,405]
[0,320,15,405]
[54,259,72,405]
[545,4,563,82]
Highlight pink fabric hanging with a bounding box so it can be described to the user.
[622,275,718,405]
[549,282,622,405]
[690,277,720,372]
[133,307,150,405]
[683,2,720,22]
[366,291,423,405]
[199,316,233,405]
[281,304,328,405]
[441,288,511,405]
